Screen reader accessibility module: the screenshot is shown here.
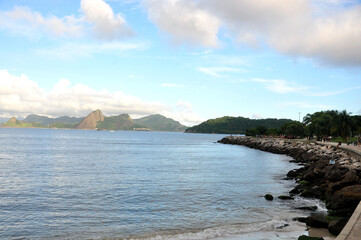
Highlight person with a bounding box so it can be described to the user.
[358,136,361,146]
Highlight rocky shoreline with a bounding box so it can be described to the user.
[218,136,361,238]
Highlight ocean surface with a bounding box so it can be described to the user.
[0,128,326,239]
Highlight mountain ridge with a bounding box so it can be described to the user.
[0,110,188,132]
[185,116,293,134]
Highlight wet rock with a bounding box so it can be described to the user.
[296,206,318,211]
[264,194,273,201]
[306,214,329,228]
[326,185,361,215]
[278,195,294,200]
[298,235,324,240]
[300,187,322,199]
[328,217,349,236]
[293,217,307,223]
[287,169,298,179]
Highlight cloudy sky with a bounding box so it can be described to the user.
[0,0,360,126]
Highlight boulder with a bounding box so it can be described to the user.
[327,185,361,212]
[278,195,295,200]
[306,214,329,228]
[328,217,349,236]
[293,217,307,223]
[287,170,298,179]
[298,235,324,240]
[296,206,318,211]
[264,194,273,201]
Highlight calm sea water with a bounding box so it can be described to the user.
[0,128,323,239]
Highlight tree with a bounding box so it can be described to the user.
[280,121,306,138]
[336,110,353,140]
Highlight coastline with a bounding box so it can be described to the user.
[218,136,361,239]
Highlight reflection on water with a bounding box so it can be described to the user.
[0,128,314,239]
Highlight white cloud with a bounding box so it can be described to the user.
[141,0,361,66]
[161,83,185,88]
[252,78,361,96]
[165,100,204,126]
[0,69,201,125]
[0,6,83,39]
[252,78,309,94]
[81,0,133,40]
[0,0,133,41]
[198,67,247,77]
[144,0,220,47]
[203,0,361,66]
[252,113,262,119]
[36,41,146,58]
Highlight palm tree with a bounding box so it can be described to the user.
[337,110,353,140]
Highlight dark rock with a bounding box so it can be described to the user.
[296,206,318,211]
[290,186,302,194]
[287,170,298,178]
[325,166,347,182]
[300,187,322,199]
[276,223,289,229]
[298,235,324,240]
[293,217,307,223]
[303,170,319,181]
[328,217,349,236]
[326,185,361,215]
[341,170,360,185]
[306,214,329,228]
[278,195,295,200]
[264,194,274,201]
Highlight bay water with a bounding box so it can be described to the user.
[0,128,324,239]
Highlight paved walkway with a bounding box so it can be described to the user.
[315,141,361,156]
[314,141,361,240]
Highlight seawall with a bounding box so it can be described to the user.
[218,136,361,237]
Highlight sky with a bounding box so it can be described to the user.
[0,0,360,126]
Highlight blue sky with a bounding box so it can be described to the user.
[0,0,360,126]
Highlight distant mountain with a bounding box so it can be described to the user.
[76,110,104,130]
[185,116,293,134]
[96,113,142,130]
[134,114,187,132]
[1,117,40,128]
[24,114,83,127]
[1,110,187,132]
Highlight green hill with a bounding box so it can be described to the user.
[185,116,293,134]
[96,114,142,130]
[1,117,40,128]
[134,114,187,132]
[24,114,83,127]
[1,111,188,132]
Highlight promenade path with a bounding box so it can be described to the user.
[314,141,361,240]
[315,141,361,156]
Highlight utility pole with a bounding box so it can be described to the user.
[298,112,301,122]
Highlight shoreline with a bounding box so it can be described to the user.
[218,136,361,239]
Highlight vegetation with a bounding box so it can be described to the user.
[1,111,187,132]
[134,114,187,132]
[303,110,360,141]
[185,116,292,134]
[96,114,141,130]
[186,110,361,140]
[1,117,41,128]
[24,114,83,127]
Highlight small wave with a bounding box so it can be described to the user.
[123,219,305,240]
[291,196,328,213]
